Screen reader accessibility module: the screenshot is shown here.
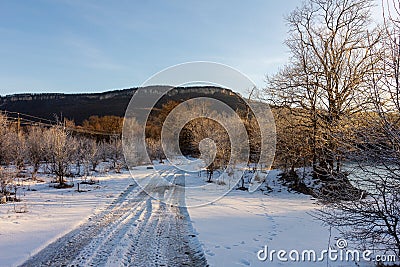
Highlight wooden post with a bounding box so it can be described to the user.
[17,113,21,135]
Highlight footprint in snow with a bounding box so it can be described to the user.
[225,246,231,249]
[239,258,251,265]
[205,250,215,256]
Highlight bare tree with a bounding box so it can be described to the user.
[316,0,400,257]
[123,117,150,167]
[272,107,312,174]
[264,0,380,180]
[9,130,26,171]
[87,138,100,172]
[26,127,46,178]
[0,114,12,165]
[182,114,227,182]
[146,137,163,162]
[109,135,123,172]
[0,167,13,198]
[74,137,100,176]
[97,140,109,162]
[45,126,76,187]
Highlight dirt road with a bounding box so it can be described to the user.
[20,169,207,267]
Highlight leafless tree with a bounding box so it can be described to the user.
[9,130,26,170]
[0,167,13,197]
[316,0,400,257]
[0,114,11,165]
[146,137,163,162]
[181,112,227,182]
[87,138,100,172]
[109,135,123,172]
[97,140,109,162]
[26,126,46,178]
[45,126,76,186]
[272,107,312,174]
[122,117,144,167]
[0,115,26,168]
[75,137,100,176]
[264,0,381,180]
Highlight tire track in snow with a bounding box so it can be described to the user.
[71,191,149,267]
[20,182,140,267]
[20,170,207,267]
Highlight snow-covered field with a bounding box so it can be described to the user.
[0,170,134,266]
[0,163,385,267]
[187,170,378,267]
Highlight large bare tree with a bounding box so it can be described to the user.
[316,0,400,257]
[264,0,381,179]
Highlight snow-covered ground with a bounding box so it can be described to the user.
[0,165,208,267]
[0,162,392,267]
[0,170,134,266]
[186,170,379,267]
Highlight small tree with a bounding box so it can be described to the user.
[109,135,123,172]
[146,138,163,162]
[186,116,232,182]
[45,126,75,186]
[98,140,109,162]
[0,114,12,165]
[122,117,144,167]
[0,167,13,197]
[26,127,46,178]
[84,138,100,172]
[10,131,26,171]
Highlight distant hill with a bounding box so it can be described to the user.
[0,86,246,125]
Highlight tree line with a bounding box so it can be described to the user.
[0,114,124,198]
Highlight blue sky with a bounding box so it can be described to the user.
[0,0,381,96]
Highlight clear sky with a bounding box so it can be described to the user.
[0,0,382,96]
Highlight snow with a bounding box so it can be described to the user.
[16,166,206,267]
[186,170,377,267]
[0,163,390,267]
[0,170,135,267]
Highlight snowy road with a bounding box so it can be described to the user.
[20,169,207,267]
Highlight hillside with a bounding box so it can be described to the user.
[0,86,245,125]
